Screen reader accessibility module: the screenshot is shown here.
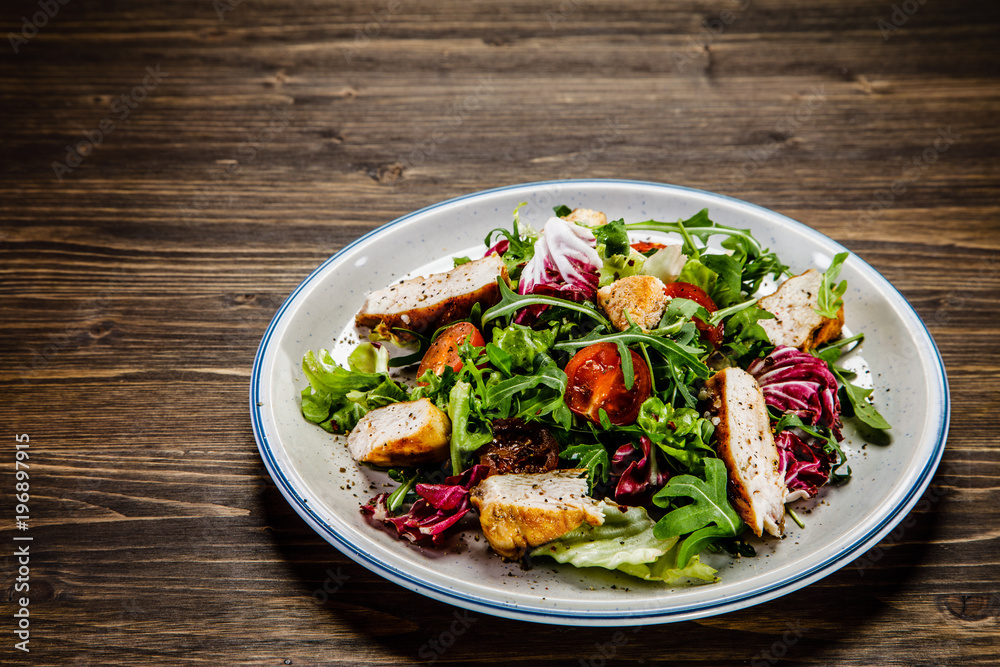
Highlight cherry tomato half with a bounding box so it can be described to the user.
[662,282,724,348]
[630,241,668,255]
[415,322,484,384]
[564,342,652,426]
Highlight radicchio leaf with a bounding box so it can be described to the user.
[748,345,843,440]
[361,465,490,545]
[515,216,601,323]
[776,431,835,501]
[486,239,509,256]
[611,436,670,507]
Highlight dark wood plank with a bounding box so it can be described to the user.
[1,0,999,665]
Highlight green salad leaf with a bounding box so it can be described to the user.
[652,458,745,567]
[833,367,892,430]
[815,252,849,319]
[637,398,715,473]
[300,349,407,433]
[560,442,610,492]
[530,503,717,584]
[490,323,556,370]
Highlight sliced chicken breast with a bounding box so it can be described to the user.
[355,255,508,341]
[705,367,786,538]
[347,399,451,467]
[757,269,844,350]
[596,275,668,331]
[470,470,604,559]
[561,207,607,227]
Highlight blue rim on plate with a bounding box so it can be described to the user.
[250,179,949,625]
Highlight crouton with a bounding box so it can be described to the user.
[596,275,668,331]
[561,208,607,227]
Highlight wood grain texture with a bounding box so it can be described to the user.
[1,0,998,664]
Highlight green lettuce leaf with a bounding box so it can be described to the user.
[530,503,717,584]
[300,349,407,433]
[677,258,717,294]
[652,458,745,567]
[490,323,556,370]
[637,397,715,473]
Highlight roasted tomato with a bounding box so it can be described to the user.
[415,322,484,384]
[662,282,724,348]
[564,342,652,426]
[478,418,560,476]
[630,241,668,255]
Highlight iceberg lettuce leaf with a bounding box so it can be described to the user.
[530,502,717,584]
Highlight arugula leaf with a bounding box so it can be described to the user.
[552,326,710,381]
[553,204,572,217]
[832,367,892,430]
[700,253,744,308]
[652,458,745,567]
[560,443,610,492]
[485,360,567,411]
[484,205,538,280]
[626,209,763,258]
[815,252,849,319]
[484,343,513,376]
[482,278,611,330]
[719,306,774,366]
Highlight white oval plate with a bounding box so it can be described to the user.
[250,180,949,626]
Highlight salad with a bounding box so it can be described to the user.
[298,205,892,585]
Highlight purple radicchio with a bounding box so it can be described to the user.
[776,430,835,501]
[518,216,601,302]
[611,436,670,507]
[486,238,509,257]
[748,345,843,440]
[361,464,490,545]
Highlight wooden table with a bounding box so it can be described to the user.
[2,0,998,664]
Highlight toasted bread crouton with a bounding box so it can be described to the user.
[347,399,451,467]
[596,275,668,331]
[355,255,508,342]
[705,367,787,538]
[470,470,604,559]
[561,208,607,227]
[757,269,844,350]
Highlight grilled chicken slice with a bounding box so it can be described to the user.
[355,255,508,341]
[470,470,604,559]
[561,207,607,227]
[757,269,844,350]
[347,399,451,467]
[705,367,787,538]
[596,275,668,331]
